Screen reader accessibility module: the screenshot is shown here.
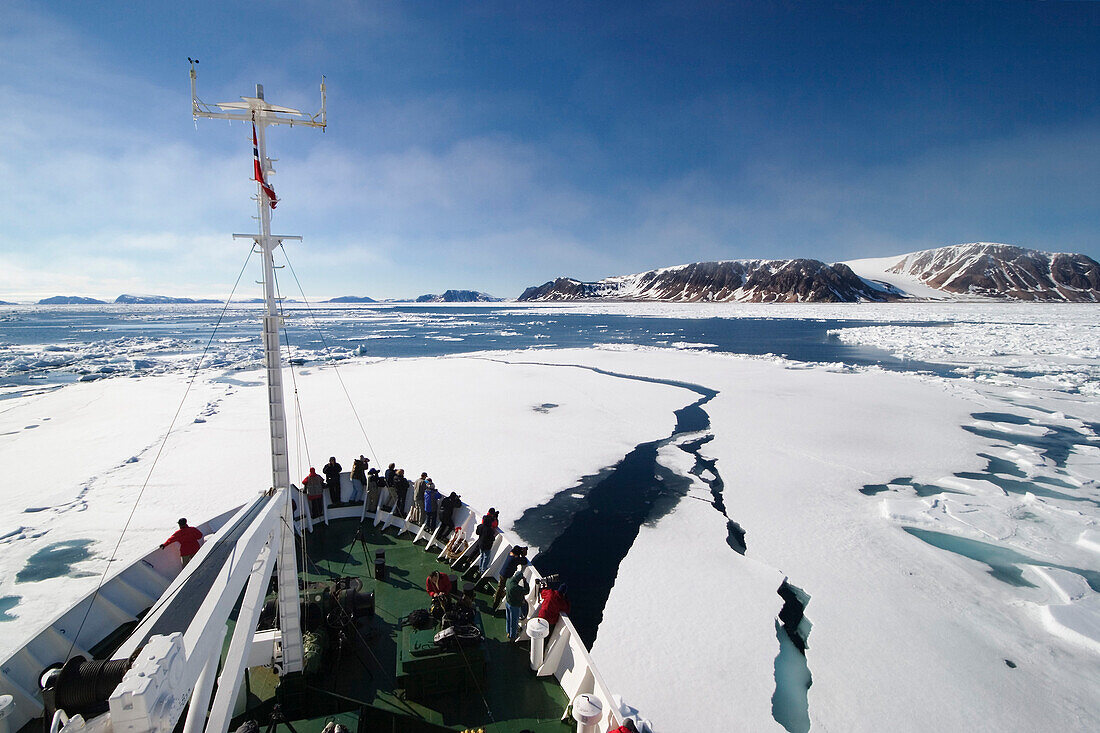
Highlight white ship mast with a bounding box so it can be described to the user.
[190,62,327,678]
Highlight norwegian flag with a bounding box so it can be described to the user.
[252,122,278,209]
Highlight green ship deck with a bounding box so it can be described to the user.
[236,517,573,733]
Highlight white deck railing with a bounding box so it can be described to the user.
[306,473,650,732]
[0,509,239,733]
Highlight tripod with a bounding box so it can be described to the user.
[352,525,374,580]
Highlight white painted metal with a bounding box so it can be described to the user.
[0,64,644,733]
[110,633,187,733]
[0,511,234,733]
[110,492,289,733]
[193,61,325,676]
[274,492,303,672]
[204,542,277,733]
[571,693,603,733]
[526,618,550,670]
[181,642,220,733]
[0,694,13,733]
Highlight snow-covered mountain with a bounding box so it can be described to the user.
[325,295,377,303]
[115,294,221,304]
[37,296,107,305]
[519,259,897,303]
[846,243,1100,302]
[414,289,501,303]
[521,244,1100,303]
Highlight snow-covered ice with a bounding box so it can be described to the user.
[2,301,1099,732]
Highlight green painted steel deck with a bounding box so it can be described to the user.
[237,517,572,733]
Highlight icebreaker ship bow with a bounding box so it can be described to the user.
[0,66,645,733]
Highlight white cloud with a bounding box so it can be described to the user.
[1,2,1096,304]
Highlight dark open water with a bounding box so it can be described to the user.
[0,303,949,388]
[0,303,958,732]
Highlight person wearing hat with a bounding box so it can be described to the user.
[323,456,342,506]
[439,491,460,537]
[350,455,369,503]
[493,545,529,609]
[410,472,429,524]
[365,467,381,512]
[423,481,442,532]
[537,581,570,627]
[504,567,529,641]
[160,518,204,567]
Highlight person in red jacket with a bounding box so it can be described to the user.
[160,518,204,566]
[303,467,325,519]
[537,583,571,626]
[425,570,452,598]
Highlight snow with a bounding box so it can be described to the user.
[2,302,1099,732]
[843,254,955,299]
[593,444,788,731]
[0,356,690,661]
[497,345,1100,731]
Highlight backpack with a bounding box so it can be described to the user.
[406,608,433,630]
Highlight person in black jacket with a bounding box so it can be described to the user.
[322,456,342,505]
[392,468,409,514]
[475,513,497,576]
[350,455,368,503]
[439,492,460,536]
[366,468,381,511]
[383,463,396,509]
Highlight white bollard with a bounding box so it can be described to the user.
[0,695,14,733]
[571,693,603,733]
[526,617,550,671]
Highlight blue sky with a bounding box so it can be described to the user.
[1,1,1098,300]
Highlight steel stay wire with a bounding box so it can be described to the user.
[271,264,314,576]
[271,246,493,723]
[276,516,429,723]
[277,243,379,467]
[64,245,257,661]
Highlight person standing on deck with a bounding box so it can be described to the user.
[366,468,381,511]
[410,472,428,524]
[323,456,342,506]
[392,468,409,514]
[350,455,368,503]
[303,467,325,519]
[384,463,396,508]
[160,518,204,566]
[493,545,529,609]
[475,512,498,576]
[423,482,441,532]
[504,567,529,641]
[439,492,460,536]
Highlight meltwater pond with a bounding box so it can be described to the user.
[0,303,949,387]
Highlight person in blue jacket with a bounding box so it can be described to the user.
[423,482,441,531]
